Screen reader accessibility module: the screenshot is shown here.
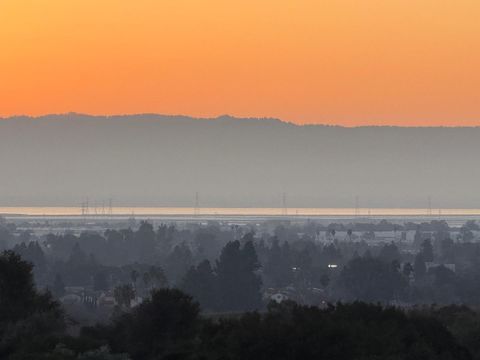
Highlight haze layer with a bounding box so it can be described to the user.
[1,114,479,208]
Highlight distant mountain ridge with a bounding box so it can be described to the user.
[3,113,480,128]
[1,113,479,208]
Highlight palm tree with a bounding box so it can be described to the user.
[130,269,139,288]
[347,229,353,242]
[143,271,151,290]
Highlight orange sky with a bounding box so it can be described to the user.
[1,0,480,126]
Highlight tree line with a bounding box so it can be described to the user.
[2,250,480,359]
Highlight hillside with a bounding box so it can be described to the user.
[0,114,479,208]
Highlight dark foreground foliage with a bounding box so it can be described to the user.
[196,301,471,360]
[78,297,471,360]
[1,250,480,360]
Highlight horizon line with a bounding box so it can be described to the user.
[2,206,480,218]
[2,112,480,129]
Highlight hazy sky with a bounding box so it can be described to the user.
[1,0,479,126]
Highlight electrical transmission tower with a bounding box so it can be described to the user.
[282,192,288,216]
[194,192,200,216]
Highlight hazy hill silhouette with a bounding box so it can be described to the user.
[0,114,478,208]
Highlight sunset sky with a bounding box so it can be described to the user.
[1,0,479,126]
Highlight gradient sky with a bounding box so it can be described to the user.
[1,0,479,126]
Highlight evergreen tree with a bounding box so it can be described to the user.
[181,260,217,310]
[114,284,135,309]
[165,243,193,285]
[0,251,65,358]
[379,242,400,263]
[414,253,427,280]
[421,239,435,262]
[148,265,168,289]
[264,238,293,287]
[53,273,66,298]
[108,289,199,359]
[135,221,157,262]
[338,256,406,302]
[69,242,87,267]
[403,262,414,278]
[216,240,262,311]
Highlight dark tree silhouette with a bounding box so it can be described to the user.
[0,251,64,358]
[216,239,262,311]
[181,260,217,311]
[338,256,406,302]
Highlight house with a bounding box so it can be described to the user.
[426,262,456,273]
[60,293,82,305]
[98,292,116,307]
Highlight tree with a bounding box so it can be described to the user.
[104,229,129,266]
[148,266,168,289]
[197,302,470,360]
[264,238,293,287]
[338,256,406,302]
[0,251,59,322]
[114,284,135,309]
[66,242,93,286]
[432,265,456,287]
[142,271,151,290]
[53,273,66,297]
[181,260,217,310]
[135,221,157,262]
[242,240,260,272]
[403,262,414,278]
[194,229,221,261]
[379,242,400,263]
[362,230,375,241]
[0,251,65,358]
[421,239,434,262]
[165,243,193,285]
[322,243,342,265]
[414,253,427,280]
[216,240,262,311]
[329,228,336,240]
[460,227,475,242]
[0,222,13,251]
[440,238,455,263]
[69,242,88,267]
[108,289,200,359]
[463,220,480,231]
[319,273,330,288]
[414,228,423,249]
[130,269,139,287]
[13,241,47,278]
